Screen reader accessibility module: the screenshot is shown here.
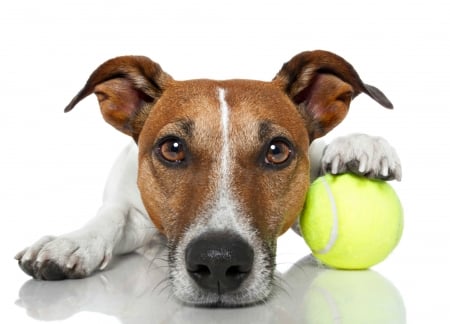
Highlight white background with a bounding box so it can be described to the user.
[1,0,449,323]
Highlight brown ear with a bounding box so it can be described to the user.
[273,50,393,140]
[65,56,173,141]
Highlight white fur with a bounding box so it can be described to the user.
[321,134,402,181]
[17,112,401,303]
[16,144,158,278]
[218,88,230,186]
[215,88,240,229]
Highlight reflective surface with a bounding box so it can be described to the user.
[14,233,406,324]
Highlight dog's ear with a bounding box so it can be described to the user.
[65,56,173,141]
[273,50,393,141]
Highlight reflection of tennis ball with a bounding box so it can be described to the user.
[300,173,403,269]
[303,270,406,324]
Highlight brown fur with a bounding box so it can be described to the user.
[65,50,392,247]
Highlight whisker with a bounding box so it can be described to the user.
[272,274,291,299]
[153,257,170,263]
[152,276,171,294]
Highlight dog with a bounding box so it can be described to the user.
[16,50,401,307]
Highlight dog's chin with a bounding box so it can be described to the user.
[168,241,276,308]
[170,268,274,308]
[177,289,272,308]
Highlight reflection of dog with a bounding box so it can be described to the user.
[16,50,401,307]
[17,252,405,323]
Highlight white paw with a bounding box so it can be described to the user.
[321,134,402,181]
[16,232,113,280]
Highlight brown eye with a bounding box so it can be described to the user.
[159,138,186,163]
[265,140,292,165]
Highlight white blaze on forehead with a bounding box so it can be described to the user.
[215,88,240,229]
[218,88,230,192]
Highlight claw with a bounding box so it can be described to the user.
[358,154,368,173]
[99,253,112,270]
[36,251,49,264]
[66,255,79,269]
[331,155,340,174]
[380,157,389,177]
[396,169,402,181]
[15,250,26,260]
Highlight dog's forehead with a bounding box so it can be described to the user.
[164,78,294,111]
[148,79,304,136]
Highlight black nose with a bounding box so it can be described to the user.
[185,231,254,294]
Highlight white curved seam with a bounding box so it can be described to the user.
[315,176,338,254]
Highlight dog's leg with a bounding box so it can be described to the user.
[16,144,158,280]
[320,133,402,181]
[291,134,401,235]
[309,139,327,182]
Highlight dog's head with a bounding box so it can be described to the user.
[65,50,392,306]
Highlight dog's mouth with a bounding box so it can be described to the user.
[167,230,276,307]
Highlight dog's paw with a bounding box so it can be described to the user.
[15,232,113,280]
[321,134,402,181]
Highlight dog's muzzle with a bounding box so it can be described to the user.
[170,219,273,307]
[185,231,254,294]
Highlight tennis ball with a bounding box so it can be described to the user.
[299,173,403,269]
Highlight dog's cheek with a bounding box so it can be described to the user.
[137,155,215,240]
[136,159,166,234]
[236,162,309,240]
[278,164,310,235]
[136,156,185,236]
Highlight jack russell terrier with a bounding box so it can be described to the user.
[16,50,401,307]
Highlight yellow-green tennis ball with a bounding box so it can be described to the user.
[299,173,403,269]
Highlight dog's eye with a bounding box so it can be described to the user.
[158,138,186,163]
[265,140,292,165]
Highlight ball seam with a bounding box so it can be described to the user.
[315,176,338,255]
